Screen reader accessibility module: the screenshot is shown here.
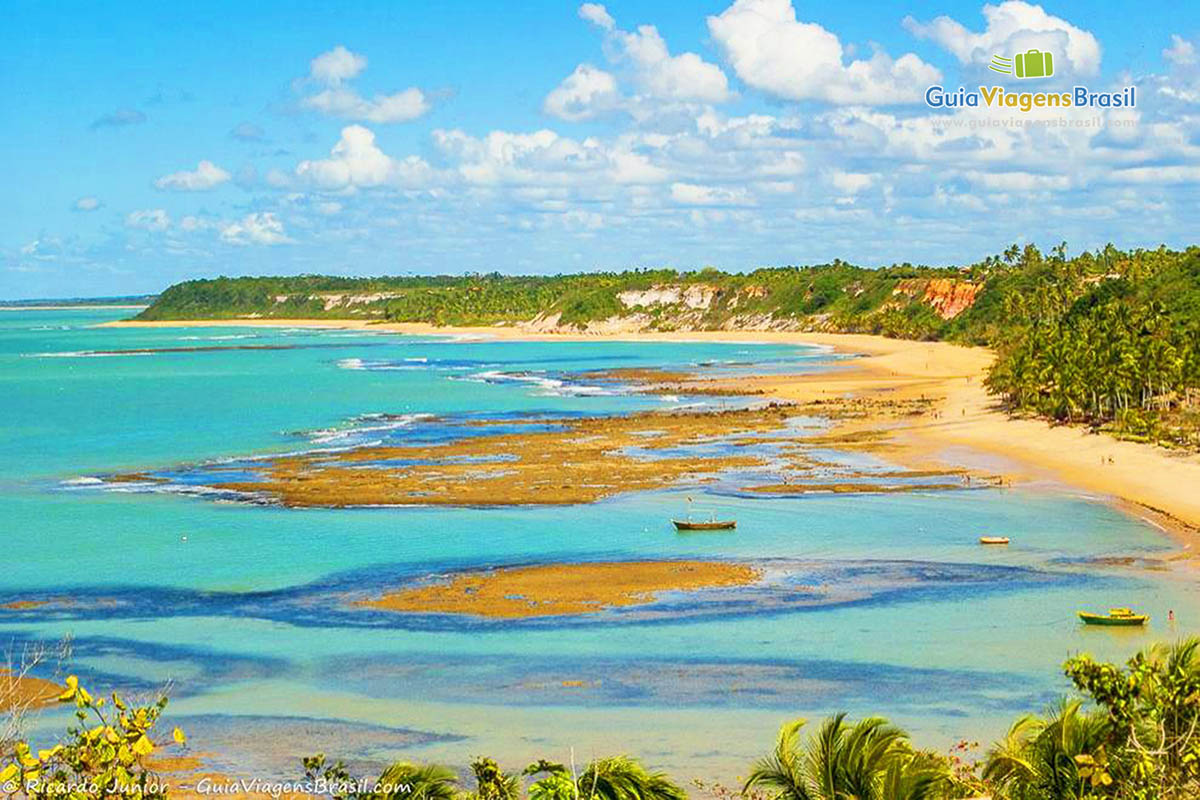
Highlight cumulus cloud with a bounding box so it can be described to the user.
[830,171,878,195]
[1164,35,1197,66]
[579,3,614,30]
[298,45,431,123]
[543,64,622,121]
[179,215,213,232]
[302,85,430,124]
[569,4,731,105]
[309,45,367,84]
[73,196,101,212]
[904,1,1101,77]
[220,212,294,245]
[154,160,232,191]
[1153,34,1200,105]
[296,124,434,190]
[433,127,669,186]
[19,238,64,260]
[89,108,146,130]
[126,209,170,231]
[670,182,753,206]
[708,0,940,105]
[67,5,1200,278]
[607,22,732,103]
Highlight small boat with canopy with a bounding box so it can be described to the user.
[1078,607,1149,626]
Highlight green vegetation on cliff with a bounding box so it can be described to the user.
[134,262,973,333]
[135,244,1200,447]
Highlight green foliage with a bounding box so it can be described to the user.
[377,763,460,800]
[1060,639,1200,799]
[743,714,954,800]
[575,756,687,800]
[981,701,1111,800]
[466,757,520,800]
[0,676,185,799]
[984,247,1200,447]
[300,754,685,800]
[301,755,459,800]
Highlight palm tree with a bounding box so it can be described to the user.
[577,756,688,800]
[467,757,520,800]
[982,700,1109,800]
[526,755,687,800]
[743,714,949,800]
[375,762,459,800]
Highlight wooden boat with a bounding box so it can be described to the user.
[672,519,736,531]
[979,536,1010,545]
[1079,608,1149,626]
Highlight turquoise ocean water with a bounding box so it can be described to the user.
[1,307,1196,781]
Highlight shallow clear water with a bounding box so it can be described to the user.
[1,308,1197,781]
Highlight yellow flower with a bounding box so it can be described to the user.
[57,674,79,702]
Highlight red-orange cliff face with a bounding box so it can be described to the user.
[922,279,982,319]
[894,278,978,320]
[891,278,982,320]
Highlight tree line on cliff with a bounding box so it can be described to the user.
[134,244,1200,447]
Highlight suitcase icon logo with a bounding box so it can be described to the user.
[989,49,1055,79]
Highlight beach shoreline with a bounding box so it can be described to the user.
[101,317,1200,548]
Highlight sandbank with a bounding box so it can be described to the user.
[357,560,762,618]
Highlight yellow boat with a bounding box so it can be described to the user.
[1078,608,1149,626]
[979,536,1010,545]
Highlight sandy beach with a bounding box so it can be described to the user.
[102,317,1200,545]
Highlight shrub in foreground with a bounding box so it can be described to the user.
[0,676,184,800]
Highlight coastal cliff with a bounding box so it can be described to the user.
[135,262,991,341]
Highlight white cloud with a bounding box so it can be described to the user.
[220,212,294,246]
[73,196,101,212]
[433,127,670,187]
[1164,35,1197,66]
[544,64,622,121]
[966,170,1070,192]
[611,24,732,103]
[830,171,877,195]
[299,46,431,123]
[708,0,940,104]
[670,182,753,206]
[904,1,1101,76]
[126,209,170,231]
[1108,165,1200,185]
[580,4,732,103]
[302,86,430,124]
[179,215,213,232]
[562,209,605,229]
[309,45,366,85]
[296,125,434,190]
[154,160,231,191]
[579,3,614,30]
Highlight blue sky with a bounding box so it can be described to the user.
[3,0,1199,298]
